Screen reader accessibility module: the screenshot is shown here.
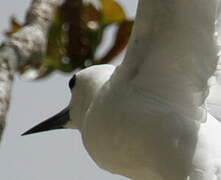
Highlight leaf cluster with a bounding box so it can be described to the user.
[6,0,133,80]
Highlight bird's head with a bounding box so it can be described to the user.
[22,65,115,136]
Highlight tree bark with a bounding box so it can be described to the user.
[0,0,60,141]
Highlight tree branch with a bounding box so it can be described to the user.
[0,0,60,141]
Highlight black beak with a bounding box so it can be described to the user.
[22,107,70,136]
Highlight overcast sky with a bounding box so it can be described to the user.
[0,0,138,179]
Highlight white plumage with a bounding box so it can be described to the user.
[23,0,221,179]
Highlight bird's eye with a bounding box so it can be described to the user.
[69,75,76,89]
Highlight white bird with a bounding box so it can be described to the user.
[23,0,221,180]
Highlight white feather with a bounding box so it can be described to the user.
[67,1,221,180]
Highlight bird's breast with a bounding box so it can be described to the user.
[81,90,198,179]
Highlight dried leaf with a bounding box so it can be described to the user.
[97,20,133,64]
[5,16,23,36]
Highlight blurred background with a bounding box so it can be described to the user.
[0,0,138,179]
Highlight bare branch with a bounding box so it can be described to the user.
[0,0,60,141]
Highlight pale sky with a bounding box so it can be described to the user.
[0,0,138,179]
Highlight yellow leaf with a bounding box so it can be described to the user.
[100,0,126,24]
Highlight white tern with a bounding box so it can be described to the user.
[23,0,221,180]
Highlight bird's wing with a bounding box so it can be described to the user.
[112,0,218,123]
[206,6,221,122]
